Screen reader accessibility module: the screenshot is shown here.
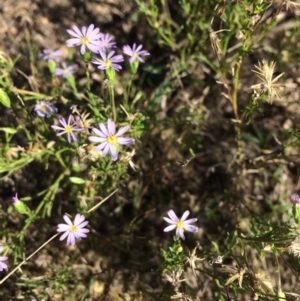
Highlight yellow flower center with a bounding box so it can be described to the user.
[105,59,112,68]
[107,135,117,145]
[81,37,89,45]
[70,225,77,232]
[176,220,184,229]
[65,125,73,133]
[40,105,48,112]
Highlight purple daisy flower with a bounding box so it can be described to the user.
[39,49,63,62]
[163,210,198,240]
[98,33,116,51]
[92,51,124,72]
[34,100,58,118]
[88,118,135,161]
[0,246,8,272]
[55,62,77,78]
[57,214,89,246]
[123,43,150,64]
[66,24,101,55]
[51,115,84,143]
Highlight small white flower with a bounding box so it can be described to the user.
[57,214,89,246]
[66,24,101,55]
[163,210,198,240]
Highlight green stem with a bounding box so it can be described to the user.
[35,172,66,217]
[232,60,242,165]
[110,85,116,121]
[232,60,241,119]
[125,74,134,109]
[86,63,91,92]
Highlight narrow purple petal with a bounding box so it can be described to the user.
[67,233,76,245]
[181,210,190,221]
[164,224,177,232]
[102,143,110,156]
[111,63,122,71]
[95,141,108,151]
[73,25,83,37]
[56,132,66,137]
[86,24,95,36]
[116,125,130,136]
[75,231,85,238]
[63,215,72,225]
[123,45,133,56]
[183,218,198,224]
[109,144,118,161]
[77,221,89,229]
[67,27,81,38]
[66,133,71,143]
[81,26,87,36]
[137,57,145,63]
[59,231,70,241]
[74,214,84,226]
[59,118,67,127]
[184,225,198,233]
[51,125,64,130]
[136,44,143,52]
[163,217,177,224]
[107,119,116,136]
[88,136,107,143]
[80,44,87,55]
[92,127,107,138]
[66,38,81,47]
[117,137,135,145]
[176,228,185,240]
[99,122,109,136]
[57,224,71,231]
[88,44,101,53]
[167,210,179,222]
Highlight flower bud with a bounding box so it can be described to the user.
[292,195,300,224]
[12,193,31,215]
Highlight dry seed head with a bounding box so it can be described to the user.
[120,149,138,170]
[251,60,284,103]
[76,144,102,162]
[89,170,99,181]
[171,292,193,301]
[209,29,229,56]
[185,243,204,276]
[252,269,275,296]
[282,0,300,12]
[76,111,94,132]
[76,144,88,159]
[287,236,300,257]
[5,146,25,159]
[86,144,102,161]
[162,269,186,291]
[224,264,247,288]
[71,105,94,132]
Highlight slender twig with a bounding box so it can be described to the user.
[0,233,59,285]
[87,189,118,214]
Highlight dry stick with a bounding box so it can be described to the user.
[0,233,59,285]
[87,189,118,214]
[0,189,118,285]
